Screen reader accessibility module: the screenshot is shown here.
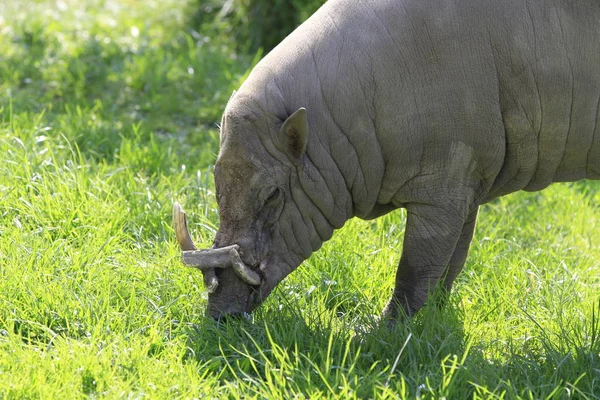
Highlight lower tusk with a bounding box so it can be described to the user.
[203,269,219,293]
[229,249,262,286]
[182,245,240,269]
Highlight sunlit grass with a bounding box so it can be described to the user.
[1,1,599,398]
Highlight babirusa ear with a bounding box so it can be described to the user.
[279,108,308,159]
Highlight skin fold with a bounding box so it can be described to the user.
[201,0,600,321]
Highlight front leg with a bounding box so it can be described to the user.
[382,200,475,320]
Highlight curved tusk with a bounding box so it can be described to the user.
[229,248,262,286]
[172,202,197,251]
[173,202,219,293]
[204,272,219,293]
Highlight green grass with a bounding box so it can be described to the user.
[1,1,599,398]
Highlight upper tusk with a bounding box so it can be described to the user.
[173,202,197,251]
[229,248,262,286]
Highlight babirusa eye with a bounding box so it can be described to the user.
[265,187,281,203]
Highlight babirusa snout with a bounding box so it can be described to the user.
[173,203,262,292]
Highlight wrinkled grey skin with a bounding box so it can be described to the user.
[205,0,600,320]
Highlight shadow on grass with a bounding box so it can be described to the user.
[174,293,600,397]
[177,296,468,394]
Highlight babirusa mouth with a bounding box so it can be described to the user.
[173,202,262,292]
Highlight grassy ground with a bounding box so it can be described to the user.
[1,1,599,398]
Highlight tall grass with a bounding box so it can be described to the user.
[1,0,599,398]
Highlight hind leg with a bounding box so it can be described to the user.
[382,201,476,320]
